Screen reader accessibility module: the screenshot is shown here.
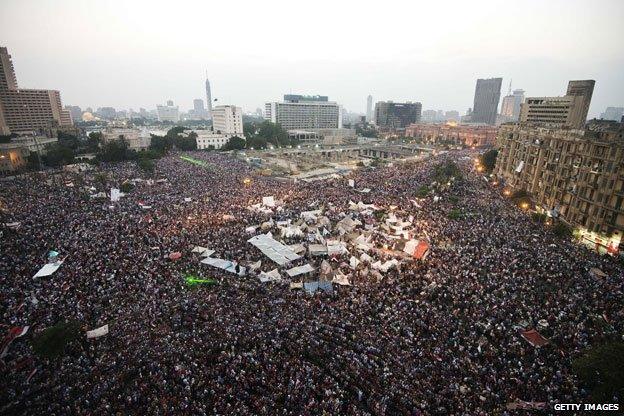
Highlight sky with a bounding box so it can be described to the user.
[1,0,623,118]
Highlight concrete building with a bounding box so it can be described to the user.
[520,80,595,129]
[211,105,243,135]
[96,107,116,120]
[64,106,82,124]
[0,47,73,136]
[600,107,624,122]
[500,89,525,121]
[374,101,422,129]
[494,121,624,253]
[0,136,58,172]
[194,130,231,150]
[366,95,373,122]
[265,95,342,130]
[102,127,151,151]
[156,101,180,123]
[472,78,502,125]
[406,122,497,147]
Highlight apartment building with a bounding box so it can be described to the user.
[0,47,72,135]
[212,105,243,135]
[494,121,624,252]
[406,123,497,147]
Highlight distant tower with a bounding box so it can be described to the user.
[366,95,373,122]
[205,71,213,120]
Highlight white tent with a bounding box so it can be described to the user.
[285,263,315,277]
[326,240,347,256]
[309,244,328,256]
[280,225,304,238]
[86,324,109,339]
[192,246,215,257]
[349,256,360,269]
[110,188,120,202]
[301,210,322,221]
[201,257,246,276]
[247,234,301,266]
[259,269,282,282]
[332,271,351,286]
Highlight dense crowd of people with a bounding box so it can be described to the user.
[0,149,622,415]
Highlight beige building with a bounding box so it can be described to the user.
[0,136,58,172]
[211,105,243,135]
[0,47,73,135]
[102,128,151,151]
[494,121,624,253]
[519,80,594,129]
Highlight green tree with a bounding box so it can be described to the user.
[138,157,155,173]
[479,149,498,173]
[257,121,289,146]
[31,321,81,360]
[552,221,572,239]
[43,143,75,167]
[243,122,257,139]
[572,342,624,402]
[97,138,130,162]
[246,135,268,150]
[223,136,246,151]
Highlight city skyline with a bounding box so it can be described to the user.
[0,0,622,117]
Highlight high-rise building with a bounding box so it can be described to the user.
[494,120,623,253]
[374,101,422,129]
[366,95,373,122]
[445,110,460,122]
[264,95,342,130]
[500,89,525,121]
[600,107,624,122]
[212,105,243,135]
[0,46,73,136]
[193,99,205,113]
[205,74,213,120]
[520,80,595,129]
[96,107,116,120]
[156,101,180,123]
[472,77,502,125]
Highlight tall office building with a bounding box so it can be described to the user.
[156,101,180,122]
[366,95,373,122]
[500,89,525,121]
[64,105,82,123]
[374,101,422,128]
[205,74,213,120]
[600,107,624,121]
[472,77,502,125]
[0,46,73,136]
[264,95,342,130]
[212,105,243,135]
[520,80,595,129]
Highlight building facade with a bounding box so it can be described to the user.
[0,47,73,136]
[366,95,373,122]
[472,77,502,125]
[600,107,624,122]
[194,131,231,150]
[494,121,624,253]
[0,136,58,172]
[265,95,342,130]
[211,105,243,135]
[102,128,151,151]
[520,80,595,129]
[500,89,525,121]
[374,101,422,129]
[406,122,497,147]
[156,101,180,123]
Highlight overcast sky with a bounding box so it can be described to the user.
[1,0,622,117]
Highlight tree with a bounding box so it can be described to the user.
[149,135,172,155]
[246,135,268,150]
[86,132,102,152]
[97,138,131,162]
[479,149,498,173]
[31,321,81,360]
[257,121,289,146]
[552,221,572,239]
[43,143,75,167]
[137,157,155,173]
[223,136,246,151]
[572,342,624,402]
[243,122,257,139]
[174,131,197,151]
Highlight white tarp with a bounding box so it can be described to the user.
[403,239,419,255]
[286,263,315,277]
[288,244,306,254]
[201,257,246,276]
[309,244,328,256]
[348,179,355,187]
[372,259,399,272]
[349,256,360,269]
[86,324,109,339]
[259,268,282,282]
[356,188,371,194]
[333,271,351,286]
[262,196,275,207]
[280,225,304,238]
[110,188,120,202]
[515,160,525,173]
[247,233,301,266]
[326,240,347,256]
[4,222,21,230]
[33,260,64,278]
[301,210,322,221]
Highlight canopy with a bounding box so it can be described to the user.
[309,244,328,256]
[262,196,275,207]
[33,260,64,278]
[520,328,549,347]
[201,257,246,276]
[86,324,109,339]
[259,269,282,283]
[285,263,315,277]
[248,234,301,266]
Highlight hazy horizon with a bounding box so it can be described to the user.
[1,0,622,117]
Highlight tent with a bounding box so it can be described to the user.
[110,188,120,202]
[259,269,282,283]
[285,263,315,277]
[309,244,328,256]
[326,240,347,256]
[262,196,275,207]
[86,324,109,339]
[248,234,301,266]
[520,328,549,347]
[201,257,246,276]
[332,272,351,286]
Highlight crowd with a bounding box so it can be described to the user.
[0,149,622,415]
